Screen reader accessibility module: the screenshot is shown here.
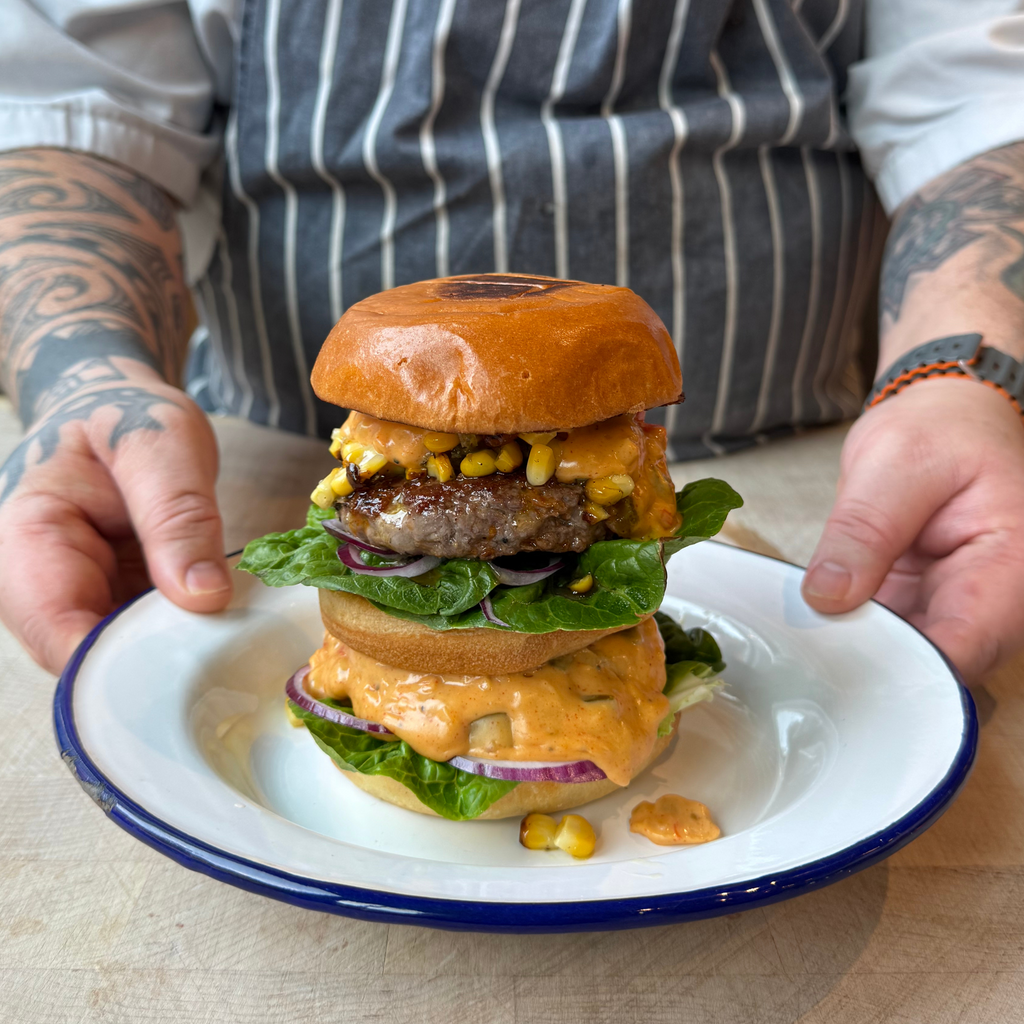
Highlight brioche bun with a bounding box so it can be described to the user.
[319,588,639,675]
[337,727,676,820]
[310,273,682,434]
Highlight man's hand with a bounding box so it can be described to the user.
[0,148,229,673]
[0,371,230,673]
[804,140,1024,681]
[803,377,1024,681]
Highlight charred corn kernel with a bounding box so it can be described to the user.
[328,467,354,497]
[526,443,556,486]
[329,428,344,459]
[519,813,558,851]
[460,450,498,477]
[519,431,557,447]
[553,814,597,859]
[424,431,459,453]
[343,445,387,478]
[285,701,305,728]
[584,500,610,522]
[494,442,524,473]
[427,453,454,483]
[458,433,480,450]
[568,573,593,594]
[585,474,635,506]
[311,478,336,509]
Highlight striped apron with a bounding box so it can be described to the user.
[193,0,881,459]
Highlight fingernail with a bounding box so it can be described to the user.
[184,560,230,596]
[803,560,852,601]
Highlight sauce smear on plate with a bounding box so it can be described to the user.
[630,794,721,846]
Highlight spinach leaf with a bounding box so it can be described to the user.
[238,515,497,616]
[663,478,743,559]
[655,611,726,736]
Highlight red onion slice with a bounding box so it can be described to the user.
[490,556,565,587]
[338,543,441,577]
[285,665,394,735]
[321,518,397,557]
[447,754,607,784]
[480,595,510,627]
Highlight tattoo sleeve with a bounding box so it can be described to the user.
[879,142,1024,367]
[0,148,191,428]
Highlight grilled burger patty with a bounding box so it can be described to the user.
[336,474,611,560]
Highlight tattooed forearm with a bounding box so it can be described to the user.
[0,149,189,426]
[881,142,1024,323]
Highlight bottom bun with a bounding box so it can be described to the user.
[319,588,634,675]
[336,729,676,820]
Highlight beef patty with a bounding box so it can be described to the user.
[335,474,611,560]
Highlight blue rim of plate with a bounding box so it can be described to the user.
[52,557,978,934]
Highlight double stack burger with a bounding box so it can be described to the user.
[241,274,740,822]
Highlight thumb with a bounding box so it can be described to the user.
[802,435,952,614]
[108,402,232,613]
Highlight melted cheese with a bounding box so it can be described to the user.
[629,794,721,846]
[305,617,669,786]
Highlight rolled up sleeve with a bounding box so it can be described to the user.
[0,0,228,204]
[849,1,1024,213]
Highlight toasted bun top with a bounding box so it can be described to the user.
[310,274,682,433]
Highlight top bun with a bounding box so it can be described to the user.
[310,274,682,434]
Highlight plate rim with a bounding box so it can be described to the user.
[52,546,978,933]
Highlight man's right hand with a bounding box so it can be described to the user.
[0,369,231,673]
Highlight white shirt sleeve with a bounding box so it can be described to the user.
[0,0,238,205]
[849,0,1024,213]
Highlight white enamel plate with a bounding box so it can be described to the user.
[55,543,976,932]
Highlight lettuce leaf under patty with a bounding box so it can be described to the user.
[238,477,742,632]
[290,613,727,820]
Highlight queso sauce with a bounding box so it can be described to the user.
[305,617,669,786]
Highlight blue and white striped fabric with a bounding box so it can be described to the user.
[195,0,880,458]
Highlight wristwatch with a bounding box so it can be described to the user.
[865,333,1024,417]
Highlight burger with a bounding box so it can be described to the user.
[240,274,741,822]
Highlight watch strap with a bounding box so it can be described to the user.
[865,334,1024,417]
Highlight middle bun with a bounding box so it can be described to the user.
[319,589,639,674]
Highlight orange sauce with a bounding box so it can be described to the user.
[609,423,681,540]
[629,794,721,846]
[305,618,669,786]
[554,413,641,482]
[339,411,429,468]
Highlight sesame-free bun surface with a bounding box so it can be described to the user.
[311,274,682,434]
[337,728,676,820]
[319,589,637,675]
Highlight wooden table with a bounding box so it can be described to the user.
[2,401,1022,1023]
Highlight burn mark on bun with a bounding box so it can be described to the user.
[435,275,574,301]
